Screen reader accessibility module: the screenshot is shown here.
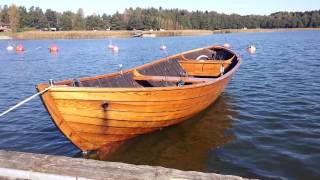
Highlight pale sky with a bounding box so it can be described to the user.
[1,0,319,16]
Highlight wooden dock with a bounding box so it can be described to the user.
[0,150,246,180]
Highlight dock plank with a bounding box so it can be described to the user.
[0,150,246,180]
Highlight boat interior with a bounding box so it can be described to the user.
[65,47,238,88]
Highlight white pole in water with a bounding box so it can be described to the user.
[0,86,53,118]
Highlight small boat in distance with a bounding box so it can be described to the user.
[37,45,241,156]
[132,31,143,37]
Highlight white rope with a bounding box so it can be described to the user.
[0,86,53,118]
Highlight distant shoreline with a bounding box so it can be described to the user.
[1,28,319,40]
[0,35,12,40]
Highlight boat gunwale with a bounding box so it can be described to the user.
[39,45,241,93]
[36,44,241,151]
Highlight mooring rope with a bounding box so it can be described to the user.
[0,86,53,118]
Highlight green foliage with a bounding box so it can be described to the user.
[100,13,111,30]
[74,8,86,30]
[127,12,143,30]
[8,5,20,32]
[45,9,58,28]
[1,5,10,24]
[18,6,30,28]
[28,6,47,29]
[86,14,103,30]
[59,11,73,30]
[110,12,124,30]
[1,4,319,31]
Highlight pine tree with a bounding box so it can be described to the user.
[1,5,10,24]
[8,4,20,32]
[110,12,123,30]
[74,8,86,30]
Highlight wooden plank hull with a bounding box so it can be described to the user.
[37,45,241,153]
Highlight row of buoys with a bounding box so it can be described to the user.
[108,44,168,52]
[224,42,256,54]
[161,43,256,54]
[6,42,256,55]
[6,44,59,53]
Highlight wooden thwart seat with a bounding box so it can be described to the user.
[132,70,213,84]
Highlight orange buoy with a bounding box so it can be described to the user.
[49,44,59,52]
[15,44,25,52]
[160,45,167,51]
[247,45,256,54]
[223,43,231,49]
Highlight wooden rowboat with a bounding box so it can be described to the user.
[37,45,241,155]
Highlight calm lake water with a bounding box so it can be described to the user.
[0,31,319,180]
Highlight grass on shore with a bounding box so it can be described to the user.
[5,28,320,40]
[12,30,213,39]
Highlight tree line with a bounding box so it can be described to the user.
[1,4,320,32]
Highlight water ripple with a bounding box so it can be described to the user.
[0,31,320,179]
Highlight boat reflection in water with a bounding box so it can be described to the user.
[83,93,238,172]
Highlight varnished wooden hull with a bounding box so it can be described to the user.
[37,45,241,152]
